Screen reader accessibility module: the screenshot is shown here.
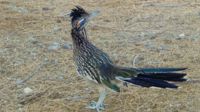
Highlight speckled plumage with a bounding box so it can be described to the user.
[69,6,187,112]
[71,28,115,84]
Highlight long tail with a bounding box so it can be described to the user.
[115,67,187,89]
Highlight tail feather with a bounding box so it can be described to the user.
[124,77,178,88]
[139,67,187,73]
[138,72,187,81]
[115,67,187,89]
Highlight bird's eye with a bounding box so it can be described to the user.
[77,18,86,28]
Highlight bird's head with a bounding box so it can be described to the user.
[70,6,99,30]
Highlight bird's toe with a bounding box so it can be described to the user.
[86,101,105,111]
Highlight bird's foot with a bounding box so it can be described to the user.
[86,101,106,112]
[123,82,128,87]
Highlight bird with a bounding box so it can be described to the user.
[69,6,187,112]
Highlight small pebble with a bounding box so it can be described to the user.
[16,79,23,85]
[176,33,185,40]
[179,33,185,37]
[63,42,72,49]
[48,42,60,51]
[23,87,33,95]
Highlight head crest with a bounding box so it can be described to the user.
[70,6,88,22]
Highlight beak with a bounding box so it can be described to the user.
[77,10,100,30]
[78,11,100,29]
[88,10,100,20]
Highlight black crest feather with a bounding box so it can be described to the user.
[70,6,88,22]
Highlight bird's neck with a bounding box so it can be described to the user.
[71,28,89,48]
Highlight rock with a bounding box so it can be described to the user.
[62,42,72,49]
[179,33,185,37]
[16,79,23,85]
[48,42,60,51]
[23,87,33,95]
[176,33,186,40]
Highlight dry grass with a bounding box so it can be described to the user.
[0,0,200,112]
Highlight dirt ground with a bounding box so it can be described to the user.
[0,0,200,112]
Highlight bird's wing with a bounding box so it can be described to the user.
[98,63,120,92]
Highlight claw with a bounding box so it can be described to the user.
[86,88,107,112]
[86,101,106,112]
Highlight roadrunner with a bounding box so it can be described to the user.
[70,6,187,112]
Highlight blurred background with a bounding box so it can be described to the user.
[0,0,200,112]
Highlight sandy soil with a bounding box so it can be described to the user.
[0,0,200,112]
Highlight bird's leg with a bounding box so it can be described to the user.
[96,88,107,109]
[123,82,128,87]
[87,87,107,112]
